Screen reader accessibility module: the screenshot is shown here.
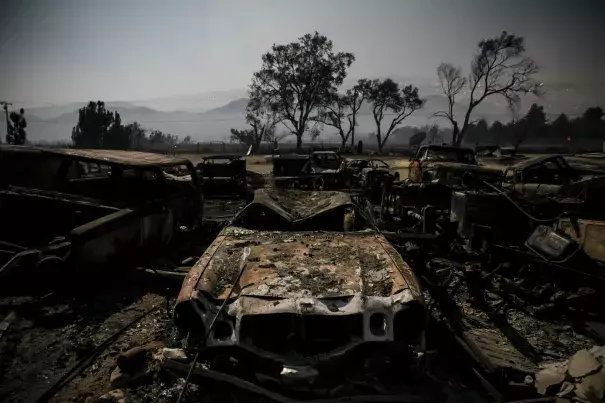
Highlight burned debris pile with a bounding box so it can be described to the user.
[2,145,605,402]
[372,151,605,401]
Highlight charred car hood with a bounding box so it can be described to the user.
[181,227,419,300]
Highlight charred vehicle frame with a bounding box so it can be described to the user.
[0,146,202,287]
[196,154,248,199]
[272,151,347,190]
[173,189,427,396]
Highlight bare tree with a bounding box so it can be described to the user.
[315,93,351,150]
[230,96,280,154]
[314,79,369,150]
[366,79,424,154]
[346,79,369,148]
[434,63,467,144]
[458,31,540,145]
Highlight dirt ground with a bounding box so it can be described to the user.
[0,227,215,403]
[0,281,173,402]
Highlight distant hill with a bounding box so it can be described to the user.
[8,80,603,144]
[19,104,251,143]
[26,102,138,120]
[205,98,249,114]
[129,89,248,113]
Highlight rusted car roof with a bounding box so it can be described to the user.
[235,189,355,223]
[179,227,420,301]
[0,145,189,166]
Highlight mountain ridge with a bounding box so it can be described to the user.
[10,81,603,143]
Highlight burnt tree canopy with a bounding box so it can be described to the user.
[230,95,279,155]
[126,122,147,149]
[434,63,466,144]
[314,79,370,150]
[366,79,423,153]
[72,101,180,150]
[435,32,540,145]
[315,92,351,149]
[459,31,540,145]
[315,79,369,151]
[250,31,355,151]
[72,101,116,149]
[103,111,132,150]
[581,107,605,138]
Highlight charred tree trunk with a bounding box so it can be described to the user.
[452,121,460,145]
[376,133,383,154]
[251,138,262,155]
[458,111,473,146]
[351,108,356,149]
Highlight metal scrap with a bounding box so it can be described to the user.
[0,311,17,340]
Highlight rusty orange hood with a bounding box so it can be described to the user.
[177,227,422,303]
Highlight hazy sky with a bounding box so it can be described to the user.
[1,0,604,105]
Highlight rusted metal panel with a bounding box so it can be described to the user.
[240,189,354,222]
[72,215,141,263]
[52,148,190,166]
[193,229,410,300]
[462,327,538,374]
[0,145,189,166]
[70,209,175,264]
[558,218,605,262]
[373,234,423,300]
[176,235,227,305]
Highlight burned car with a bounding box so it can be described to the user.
[503,155,578,192]
[196,154,247,198]
[502,155,605,219]
[503,155,605,191]
[380,145,503,223]
[0,146,202,285]
[272,150,346,190]
[174,189,425,391]
[346,158,397,188]
[408,144,502,187]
